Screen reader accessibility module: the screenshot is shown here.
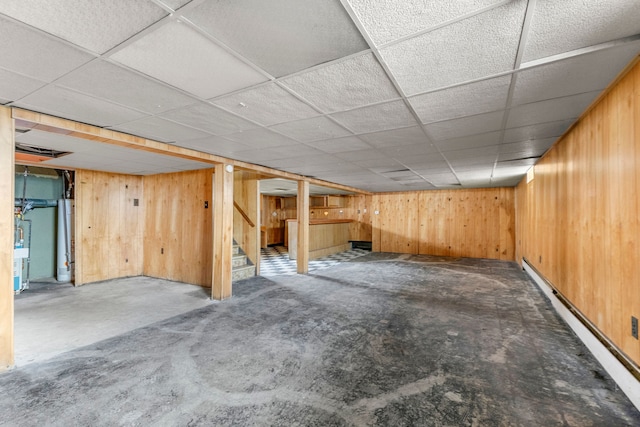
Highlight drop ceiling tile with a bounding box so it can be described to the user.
[500,137,556,155]
[270,116,352,142]
[281,53,399,113]
[162,0,193,10]
[331,100,417,134]
[160,102,258,135]
[380,0,526,95]
[444,145,498,161]
[232,148,289,164]
[503,119,574,144]
[110,21,267,99]
[112,116,210,143]
[360,126,429,148]
[425,110,505,141]
[18,86,147,127]
[347,0,506,46]
[522,0,640,62]
[379,143,438,158]
[224,128,298,148]
[15,130,94,153]
[506,91,599,129]
[334,148,387,162]
[183,0,368,77]
[436,132,502,152]
[212,83,319,126]
[0,68,46,102]
[311,136,372,154]
[0,0,167,54]
[498,150,544,162]
[57,60,197,114]
[514,41,640,106]
[410,75,511,123]
[0,15,94,81]
[176,136,252,157]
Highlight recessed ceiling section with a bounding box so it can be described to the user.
[513,41,640,106]
[212,83,319,126]
[346,0,507,47]
[0,0,168,54]
[109,21,268,99]
[159,102,258,135]
[17,85,147,127]
[281,53,399,113]
[183,0,369,78]
[331,100,417,134]
[0,15,94,82]
[521,0,640,62]
[410,75,511,124]
[56,60,197,114]
[380,0,526,95]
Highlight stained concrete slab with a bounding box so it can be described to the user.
[1,253,638,426]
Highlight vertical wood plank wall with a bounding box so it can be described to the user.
[75,170,144,285]
[0,106,15,369]
[233,171,260,267]
[143,169,213,287]
[371,188,515,261]
[515,59,640,365]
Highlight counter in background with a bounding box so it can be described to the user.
[286,219,353,260]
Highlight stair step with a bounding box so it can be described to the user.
[232,264,256,282]
[232,245,240,255]
[232,253,247,267]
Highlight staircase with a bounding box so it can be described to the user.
[232,241,256,282]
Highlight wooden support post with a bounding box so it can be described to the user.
[297,180,309,274]
[212,163,234,300]
[0,106,15,370]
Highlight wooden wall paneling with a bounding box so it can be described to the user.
[376,193,419,254]
[213,164,233,300]
[418,191,449,256]
[0,106,15,370]
[516,59,640,365]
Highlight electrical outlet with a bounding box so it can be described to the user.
[204,201,208,209]
[632,316,638,339]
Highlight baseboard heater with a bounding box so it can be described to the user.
[522,258,640,411]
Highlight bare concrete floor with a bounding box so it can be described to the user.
[1,253,638,426]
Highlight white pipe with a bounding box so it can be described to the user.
[57,199,72,282]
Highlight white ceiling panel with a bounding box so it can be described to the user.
[379,143,438,158]
[503,119,575,144]
[500,138,557,157]
[360,126,429,148]
[110,21,268,99]
[0,15,94,82]
[160,0,193,10]
[331,100,417,134]
[522,0,640,62]
[444,145,499,161]
[425,110,505,141]
[223,128,298,149]
[410,75,511,124]
[0,0,167,54]
[335,148,389,162]
[506,91,600,129]
[18,86,147,127]
[176,136,252,157]
[111,116,210,143]
[270,116,352,142]
[183,0,368,77]
[437,131,502,152]
[311,136,372,154]
[159,102,258,135]
[281,53,399,113]
[212,83,319,126]
[380,0,526,95]
[0,68,46,103]
[514,41,640,106]
[57,60,197,114]
[347,0,506,47]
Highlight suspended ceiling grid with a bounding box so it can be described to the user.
[1,0,639,191]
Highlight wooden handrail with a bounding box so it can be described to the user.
[233,201,255,228]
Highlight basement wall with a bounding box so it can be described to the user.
[371,188,515,261]
[143,169,213,287]
[515,58,640,366]
[75,170,144,285]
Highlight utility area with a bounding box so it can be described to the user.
[13,166,75,294]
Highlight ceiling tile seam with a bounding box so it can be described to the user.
[273,50,374,82]
[519,33,640,71]
[178,16,275,81]
[93,12,175,57]
[375,0,515,50]
[390,161,436,186]
[337,0,461,185]
[491,0,533,183]
[150,0,209,14]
